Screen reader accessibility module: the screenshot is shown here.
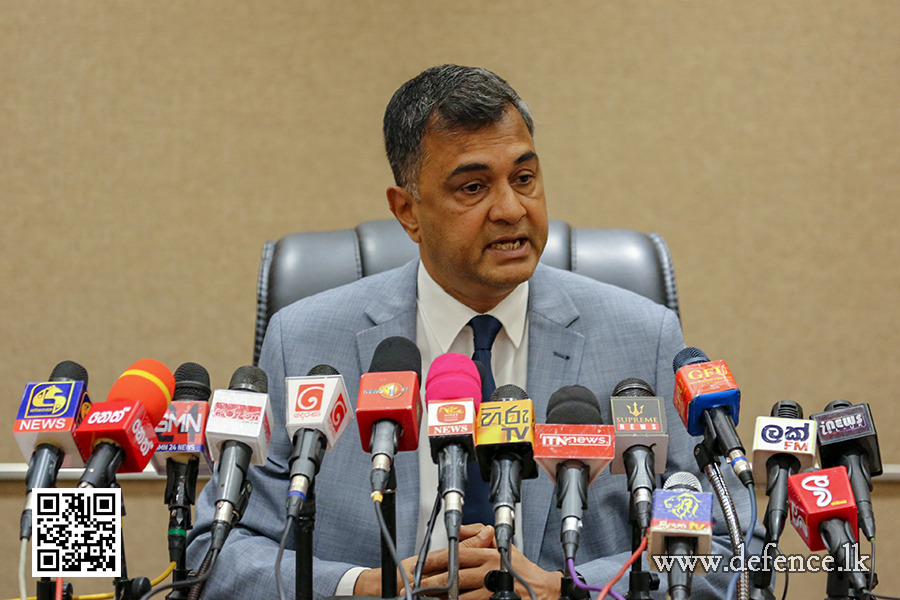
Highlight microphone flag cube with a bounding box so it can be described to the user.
[427,397,477,461]
[787,466,857,552]
[673,360,739,436]
[286,373,352,450]
[151,401,214,476]
[751,416,817,484]
[205,389,273,466]
[475,399,536,480]
[74,399,161,473]
[609,396,668,475]
[648,488,714,573]
[533,423,615,484]
[14,380,91,468]
[356,371,421,453]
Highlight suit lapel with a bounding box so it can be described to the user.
[522,264,585,560]
[355,259,421,556]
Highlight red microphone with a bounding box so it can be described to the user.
[356,337,422,494]
[75,359,175,488]
[788,466,867,592]
[425,353,481,540]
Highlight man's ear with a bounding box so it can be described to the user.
[386,186,422,244]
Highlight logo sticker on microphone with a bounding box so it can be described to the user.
[437,404,465,424]
[213,402,263,422]
[376,383,406,399]
[295,383,325,412]
[329,394,348,430]
[801,473,833,507]
[664,492,701,520]
[25,383,74,418]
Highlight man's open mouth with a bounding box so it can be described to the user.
[488,238,526,251]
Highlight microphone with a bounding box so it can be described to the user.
[672,347,753,486]
[751,400,817,546]
[151,362,212,566]
[811,400,881,541]
[533,386,614,561]
[648,472,714,600]
[205,365,272,551]
[75,359,175,488]
[475,384,538,552]
[788,466,867,593]
[609,377,668,532]
[356,336,422,494]
[425,353,481,542]
[15,361,91,540]
[284,364,352,518]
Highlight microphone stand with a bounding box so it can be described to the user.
[296,482,316,600]
[380,469,398,600]
[165,457,200,600]
[485,567,519,600]
[626,519,658,599]
[110,479,151,600]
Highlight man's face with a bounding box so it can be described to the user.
[391,108,548,312]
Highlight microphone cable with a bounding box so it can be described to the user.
[138,550,219,600]
[275,515,297,600]
[372,493,413,600]
[499,546,537,600]
[413,485,442,589]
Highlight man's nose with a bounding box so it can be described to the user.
[488,183,527,223]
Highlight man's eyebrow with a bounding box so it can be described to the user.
[446,151,539,182]
[447,162,490,181]
[515,150,538,165]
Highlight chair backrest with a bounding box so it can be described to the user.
[254,219,679,365]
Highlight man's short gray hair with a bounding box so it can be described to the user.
[383,65,534,195]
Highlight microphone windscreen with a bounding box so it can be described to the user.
[770,400,803,419]
[489,384,528,402]
[663,471,702,493]
[369,336,422,383]
[672,347,710,372]
[612,377,655,398]
[108,358,175,425]
[173,362,211,401]
[426,353,482,409]
[307,364,340,376]
[49,360,88,385]
[229,365,268,393]
[546,385,603,425]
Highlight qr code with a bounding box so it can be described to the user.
[32,488,121,577]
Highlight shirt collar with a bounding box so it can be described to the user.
[417,261,528,354]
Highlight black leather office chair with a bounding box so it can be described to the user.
[253,219,680,365]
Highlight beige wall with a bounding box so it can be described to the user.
[2,1,898,598]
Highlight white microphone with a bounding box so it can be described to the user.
[205,365,272,551]
[284,364,352,518]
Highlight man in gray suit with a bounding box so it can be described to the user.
[188,65,748,599]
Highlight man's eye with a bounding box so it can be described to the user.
[461,183,483,194]
[517,174,534,185]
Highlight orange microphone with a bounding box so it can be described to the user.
[75,359,175,488]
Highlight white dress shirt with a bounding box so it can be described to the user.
[336,261,530,594]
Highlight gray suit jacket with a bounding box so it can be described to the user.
[188,259,755,599]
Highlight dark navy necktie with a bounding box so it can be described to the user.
[463,314,503,525]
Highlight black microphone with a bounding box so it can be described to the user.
[162,363,211,566]
[546,385,604,561]
[812,400,881,541]
[610,377,669,532]
[475,384,538,552]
